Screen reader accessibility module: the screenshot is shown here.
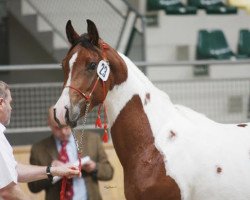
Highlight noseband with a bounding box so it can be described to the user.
[65,76,100,102]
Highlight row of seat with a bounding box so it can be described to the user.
[196,29,250,60]
[147,0,197,14]
[147,0,247,15]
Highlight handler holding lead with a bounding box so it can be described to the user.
[0,81,80,200]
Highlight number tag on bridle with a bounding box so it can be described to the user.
[97,60,110,81]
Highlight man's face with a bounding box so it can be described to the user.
[0,89,12,126]
[50,123,71,141]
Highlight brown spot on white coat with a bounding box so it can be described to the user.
[237,123,247,127]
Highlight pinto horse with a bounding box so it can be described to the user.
[54,19,250,200]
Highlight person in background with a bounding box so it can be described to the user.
[0,81,80,200]
[28,106,114,200]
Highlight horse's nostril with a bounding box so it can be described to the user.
[69,120,77,128]
[53,108,62,127]
[65,107,70,123]
[65,116,77,128]
[64,106,77,128]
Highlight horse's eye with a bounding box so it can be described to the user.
[87,62,97,70]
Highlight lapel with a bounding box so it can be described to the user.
[74,130,88,158]
[82,132,88,157]
[45,135,58,160]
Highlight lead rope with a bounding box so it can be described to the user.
[95,73,108,142]
[102,80,108,142]
[95,43,109,142]
[60,42,109,199]
[60,102,90,200]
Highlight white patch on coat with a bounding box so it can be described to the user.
[105,53,250,200]
[105,53,174,126]
[54,52,78,125]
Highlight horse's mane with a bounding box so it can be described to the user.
[118,53,220,129]
[118,53,171,100]
[119,53,154,87]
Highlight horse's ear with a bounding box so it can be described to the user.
[86,19,99,47]
[66,20,80,45]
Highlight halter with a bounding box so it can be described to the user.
[63,42,109,142]
[64,42,108,101]
[60,43,109,200]
[65,76,100,101]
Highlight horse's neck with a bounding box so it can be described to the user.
[104,53,177,167]
[104,53,175,130]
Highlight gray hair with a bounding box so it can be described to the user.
[0,81,10,99]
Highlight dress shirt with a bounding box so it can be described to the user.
[0,123,18,189]
[55,134,88,200]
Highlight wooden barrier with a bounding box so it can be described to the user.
[13,143,125,200]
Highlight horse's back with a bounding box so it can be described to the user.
[120,53,250,200]
[154,104,250,200]
[175,104,250,131]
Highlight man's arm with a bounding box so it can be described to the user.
[17,163,80,183]
[17,163,48,182]
[0,182,30,200]
[27,145,53,193]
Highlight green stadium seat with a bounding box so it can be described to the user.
[210,30,235,59]
[196,30,212,60]
[196,29,236,60]
[206,5,237,14]
[238,29,250,58]
[189,0,222,9]
[147,0,197,14]
[188,0,237,14]
[147,0,165,10]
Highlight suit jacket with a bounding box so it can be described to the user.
[28,132,113,200]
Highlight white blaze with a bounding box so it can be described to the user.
[54,52,78,125]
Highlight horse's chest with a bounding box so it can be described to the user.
[109,95,181,199]
[123,151,181,200]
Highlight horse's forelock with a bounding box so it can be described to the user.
[68,34,99,53]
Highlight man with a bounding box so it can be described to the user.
[28,106,114,200]
[0,81,80,200]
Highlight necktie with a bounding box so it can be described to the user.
[58,141,74,200]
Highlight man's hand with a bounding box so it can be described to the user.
[51,159,64,167]
[50,164,80,179]
[82,160,96,173]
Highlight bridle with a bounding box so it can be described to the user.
[64,42,108,102]
[63,42,109,144]
[60,42,109,200]
[65,76,100,102]
[62,42,109,148]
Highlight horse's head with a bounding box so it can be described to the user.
[54,20,127,128]
[54,19,121,128]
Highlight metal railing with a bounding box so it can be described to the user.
[21,0,145,56]
[1,59,250,71]
[1,59,250,134]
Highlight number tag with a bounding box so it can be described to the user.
[97,60,110,81]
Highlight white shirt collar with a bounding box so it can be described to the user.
[55,132,74,146]
[0,123,6,133]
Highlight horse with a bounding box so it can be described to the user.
[54,19,250,200]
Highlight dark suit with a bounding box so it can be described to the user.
[28,132,113,200]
